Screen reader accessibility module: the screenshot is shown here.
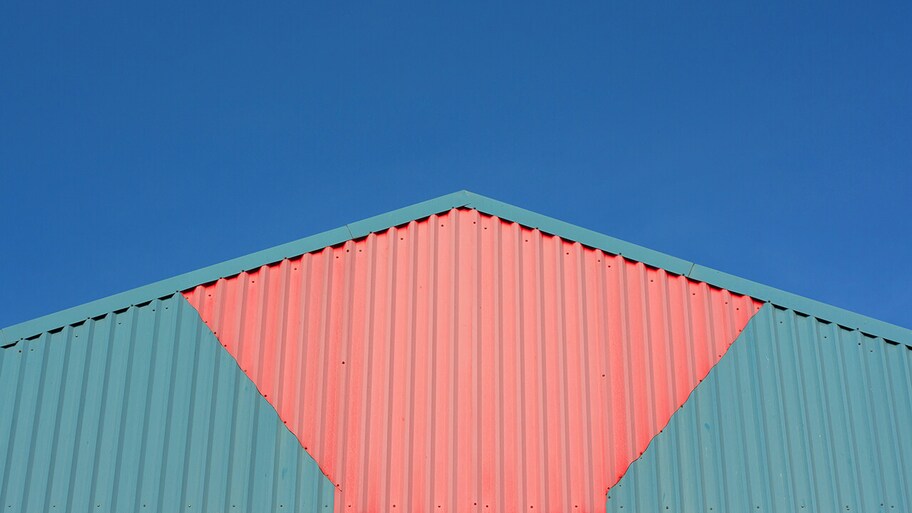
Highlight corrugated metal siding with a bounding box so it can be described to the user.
[0,295,334,513]
[606,305,912,512]
[184,208,762,513]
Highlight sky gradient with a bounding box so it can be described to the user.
[2,2,910,330]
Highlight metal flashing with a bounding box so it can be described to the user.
[2,190,909,347]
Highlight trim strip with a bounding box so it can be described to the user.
[2,190,909,346]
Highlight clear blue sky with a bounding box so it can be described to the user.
[2,2,909,330]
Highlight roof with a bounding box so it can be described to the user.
[3,190,909,347]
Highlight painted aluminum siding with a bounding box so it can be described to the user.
[0,295,333,513]
[185,208,762,513]
[606,305,912,512]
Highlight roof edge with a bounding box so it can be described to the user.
[0,191,472,346]
[2,190,909,347]
[462,191,911,345]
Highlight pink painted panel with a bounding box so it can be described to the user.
[184,208,762,513]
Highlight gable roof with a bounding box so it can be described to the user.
[2,190,909,347]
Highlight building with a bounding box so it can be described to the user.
[1,191,910,512]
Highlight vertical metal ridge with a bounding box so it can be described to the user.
[179,298,202,512]
[770,310,793,509]
[356,234,375,509]
[882,330,912,506]
[272,259,292,425]
[201,298,222,513]
[575,242,594,511]
[295,253,314,461]
[448,210,459,513]
[556,238,571,512]
[109,307,138,509]
[17,331,47,513]
[637,263,656,444]
[473,211,483,513]
[382,226,399,511]
[405,221,420,512]
[513,220,529,512]
[532,229,547,512]
[595,249,611,494]
[898,341,912,501]
[616,255,635,475]
[43,326,74,511]
[816,317,843,509]
[426,216,438,513]
[87,313,115,511]
[493,216,506,513]
[335,240,355,502]
[833,325,863,507]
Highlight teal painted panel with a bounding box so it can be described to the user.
[606,305,912,512]
[0,295,334,512]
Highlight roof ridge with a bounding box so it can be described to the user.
[2,190,909,347]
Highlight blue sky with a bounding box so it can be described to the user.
[2,2,909,330]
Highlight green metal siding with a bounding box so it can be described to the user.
[606,305,912,512]
[0,295,333,512]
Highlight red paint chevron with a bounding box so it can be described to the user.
[184,208,762,513]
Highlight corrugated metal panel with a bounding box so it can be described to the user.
[184,208,762,513]
[606,305,912,512]
[0,295,334,512]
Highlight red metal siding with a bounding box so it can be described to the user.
[184,208,762,513]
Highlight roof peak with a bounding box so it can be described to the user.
[3,191,909,347]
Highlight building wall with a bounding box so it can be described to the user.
[3,197,906,513]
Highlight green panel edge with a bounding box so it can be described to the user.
[2,190,909,347]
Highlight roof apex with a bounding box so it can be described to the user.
[3,190,909,347]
